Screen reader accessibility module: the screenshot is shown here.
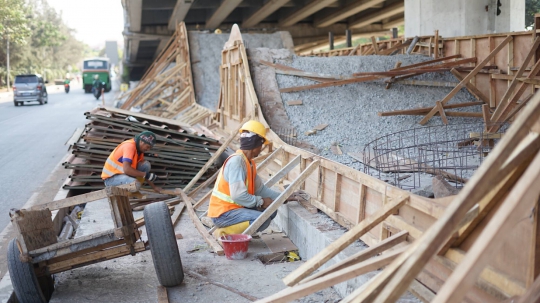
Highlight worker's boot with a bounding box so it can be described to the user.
[213,221,250,240]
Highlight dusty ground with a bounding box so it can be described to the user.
[49,195,342,303]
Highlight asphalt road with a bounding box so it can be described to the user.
[0,84,106,230]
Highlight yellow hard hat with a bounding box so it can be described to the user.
[239,120,269,144]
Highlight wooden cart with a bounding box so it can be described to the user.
[7,185,184,303]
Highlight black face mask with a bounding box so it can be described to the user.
[240,135,264,150]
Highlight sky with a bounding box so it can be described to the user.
[46,0,125,49]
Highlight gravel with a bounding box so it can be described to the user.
[189,32,287,110]
[273,53,483,168]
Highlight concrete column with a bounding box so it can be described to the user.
[405,0,525,37]
[346,29,352,47]
[329,32,334,50]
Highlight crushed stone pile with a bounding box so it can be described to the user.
[189,32,289,110]
[273,53,482,170]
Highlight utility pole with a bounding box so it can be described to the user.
[6,34,10,92]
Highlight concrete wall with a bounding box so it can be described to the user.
[405,0,525,37]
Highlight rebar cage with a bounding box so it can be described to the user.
[362,123,506,191]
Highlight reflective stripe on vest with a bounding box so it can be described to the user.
[207,151,256,218]
[101,139,140,180]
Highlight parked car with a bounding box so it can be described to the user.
[13,74,48,106]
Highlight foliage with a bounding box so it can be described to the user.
[526,0,540,28]
[0,0,86,86]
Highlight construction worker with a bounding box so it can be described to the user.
[101,131,162,193]
[208,120,296,237]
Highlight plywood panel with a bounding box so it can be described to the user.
[336,176,360,224]
[514,35,535,68]
[397,204,434,234]
[304,161,320,199]
[493,36,509,74]
[322,169,337,211]
[475,38,491,63]
[474,74,492,106]
[364,187,383,239]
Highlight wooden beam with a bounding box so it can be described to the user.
[391,54,461,71]
[182,118,248,193]
[282,194,409,286]
[435,101,448,124]
[258,246,407,303]
[205,0,243,29]
[242,0,290,28]
[382,16,404,29]
[365,89,540,303]
[177,189,224,255]
[432,150,540,303]
[279,0,338,27]
[371,36,380,55]
[419,35,512,125]
[349,2,405,29]
[315,0,386,28]
[242,160,320,235]
[157,285,169,303]
[301,230,408,283]
[450,68,490,104]
[168,2,192,30]
[279,75,382,93]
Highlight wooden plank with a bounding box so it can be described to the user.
[242,160,320,236]
[192,190,212,210]
[434,30,439,59]
[301,230,408,283]
[182,118,248,194]
[282,194,409,286]
[186,270,259,301]
[286,100,303,106]
[435,101,448,124]
[449,68,490,104]
[279,75,383,93]
[176,189,224,255]
[365,89,540,303]
[385,62,402,89]
[187,169,219,199]
[30,183,138,211]
[528,196,540,287]
[432,151,540,303]
[170,202,186,226]
[378,101,483,116]
[257,246,407,303]
[517,272,540,303]
[419,35,512,125]
[314,124,328,131]
[157,286,169,303]
[264,155,300,187]
[391,54,461,71]
[409,279,436,303]
[489,37,540,124]
[371,36,380,55]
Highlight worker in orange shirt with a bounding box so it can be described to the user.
[208,120,296,236]
[101,131,162,193]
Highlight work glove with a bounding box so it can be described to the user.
[145,172,158,182]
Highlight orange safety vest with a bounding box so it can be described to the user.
[101,139,143,180]
[207,150,257,218]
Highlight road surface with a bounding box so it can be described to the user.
[0,84,110,230]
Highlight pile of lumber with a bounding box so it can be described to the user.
[119,22,212,124]
[62,107,220,191]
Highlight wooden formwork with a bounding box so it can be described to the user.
[120,22,201,120]
[212,25,535,301]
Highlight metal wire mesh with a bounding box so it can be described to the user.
[362,123,506,191]
[275,127,298,146]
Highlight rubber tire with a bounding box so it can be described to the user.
[7,239,51,303]
[39,98,43,105]
[14,101,18,107]
[144,202,184,287]
[19,102,23,106]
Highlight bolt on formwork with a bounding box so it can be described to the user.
[362,123,507,190]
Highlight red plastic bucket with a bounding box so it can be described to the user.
[220,234,252,260]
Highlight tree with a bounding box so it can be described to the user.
[0,0,31,45]
[526,0,540,28]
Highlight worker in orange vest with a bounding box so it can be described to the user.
[101,131,162,193]
[208,120,296,236]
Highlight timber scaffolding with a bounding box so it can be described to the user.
[112,22,540,302]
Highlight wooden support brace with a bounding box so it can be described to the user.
[419,35,512,125]
[242,160,320,236]
[176,189,224,255]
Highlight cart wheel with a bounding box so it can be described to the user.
[7,239,53,303]
[144,202,184,287]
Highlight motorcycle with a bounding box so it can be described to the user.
[93,82,105,100]
[64,83,70,93]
